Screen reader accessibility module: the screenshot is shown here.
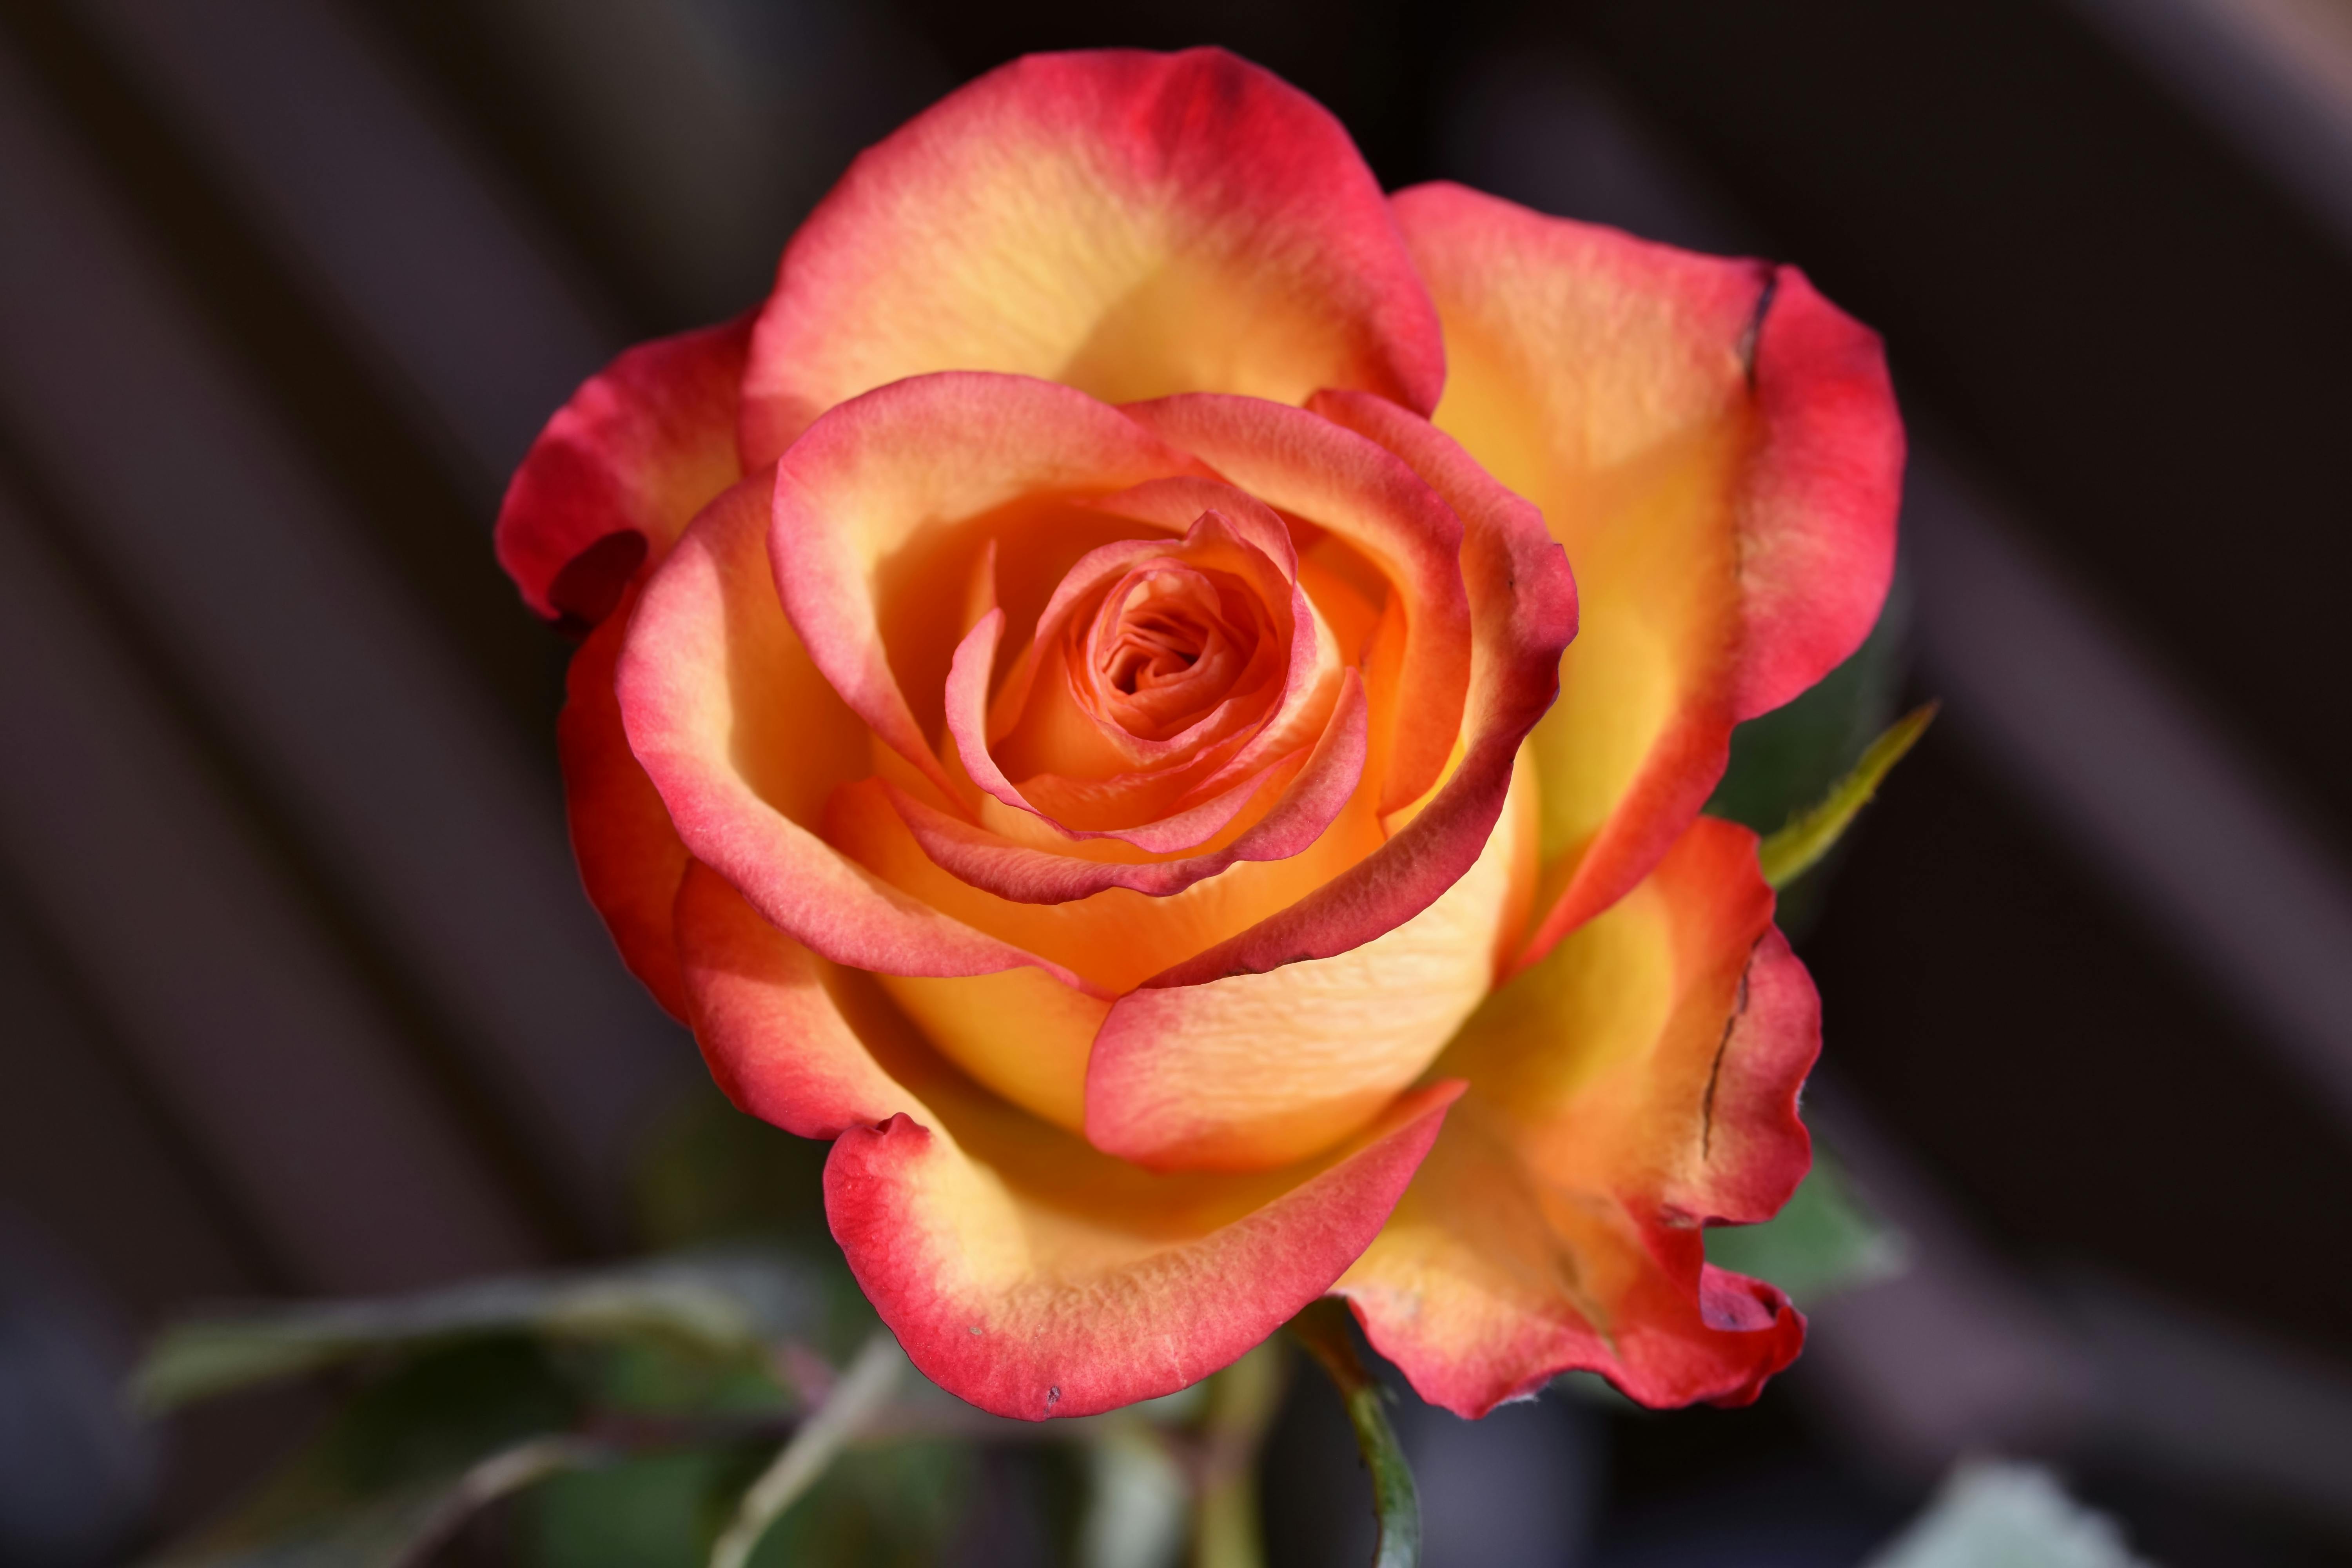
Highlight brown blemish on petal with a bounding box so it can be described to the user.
[1737,268,1780,390]
[1700,941,1762,1160]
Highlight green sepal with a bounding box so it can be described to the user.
[1755,702,1936,890]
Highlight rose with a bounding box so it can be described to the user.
[497,48,1900,1419]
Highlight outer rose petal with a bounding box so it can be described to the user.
[619,470,1096,994]
[1392,184,1900,961]
[1336,816,1815,1416]
[558,582,691,1017]
[740,49,1444,466]
[675,862,1462,1419]
[497,316,750,628]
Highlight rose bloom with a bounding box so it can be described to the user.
[497,49,1899,1419]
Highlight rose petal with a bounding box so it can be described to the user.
[619,469,1098,993]
[1336,815,1815,1416]
[1112,395,1572,1020]
[675,862,1462,1419]
[898,670,1368,904]
[740,49,1443,465]
[497,316,750,628]
[825,767,1386,998]
[1123,394,1476,816]
[947,506,1344,851]
[1076,396,1574,1171]
[770,373,1204,805]
[1085,743,1537,1172]
[1391,183,1901,962]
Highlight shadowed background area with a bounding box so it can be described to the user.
[0,0,2347,1562]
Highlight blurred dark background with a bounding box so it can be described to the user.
[0,0,2348,1561]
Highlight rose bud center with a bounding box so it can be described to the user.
[1082,561,1269,740]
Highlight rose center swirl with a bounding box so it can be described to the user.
[1079,560,1269,742]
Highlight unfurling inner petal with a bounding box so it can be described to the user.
[950,506,1343,853]
[1082,560,1269,739]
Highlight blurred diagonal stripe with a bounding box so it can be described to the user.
[2067,0,2352,256]
[0,38,686,1241]
[64,0,619,491]
[1906,453,2352,1130]
[0,492,540,1291]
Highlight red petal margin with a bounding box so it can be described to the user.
[739,49,1444,466]
[673,861,1463,1419]
[1336,816,1816,1416]
[1390,184,1901,964]
[496,315,751,629]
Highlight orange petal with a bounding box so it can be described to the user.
[1085,746,1537,1172]
[770,373,1202,804]
[740,49,1443,465]
[1123,394,1475,816]
[1336,815,1816,1415]
[497,316,749,630]
[1070,401,1573,1170]
[675,862,1461,1419]
[1392,184,1901,961]
[619,469,1092,992]
[824,771,1385,998]
[901,672,1368,905]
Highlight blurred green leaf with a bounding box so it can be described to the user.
[711,1332,906,1568]
[136,1249,831,1414]
[635,1079,834,1254]
[526,1449,756,1568]
[746,1440,971,1568]
[145,1338,592,1567]
[1703,1147,1908,1307]
[1757,703,1937,890]
[524,1430,973,1568]
[1290,1301,1417,1568]
[1864,1459,2152,1568]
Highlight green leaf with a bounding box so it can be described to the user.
[710,1331,907,1568]
[1289,1301,1418,1568]
[1703,1147,1908,1307]
[1756,702,1937,890]
[1708,586,1909,838]
[1865,1460,2152,1568]
[145,1338,591,1567]
[135,1249,831,1414]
